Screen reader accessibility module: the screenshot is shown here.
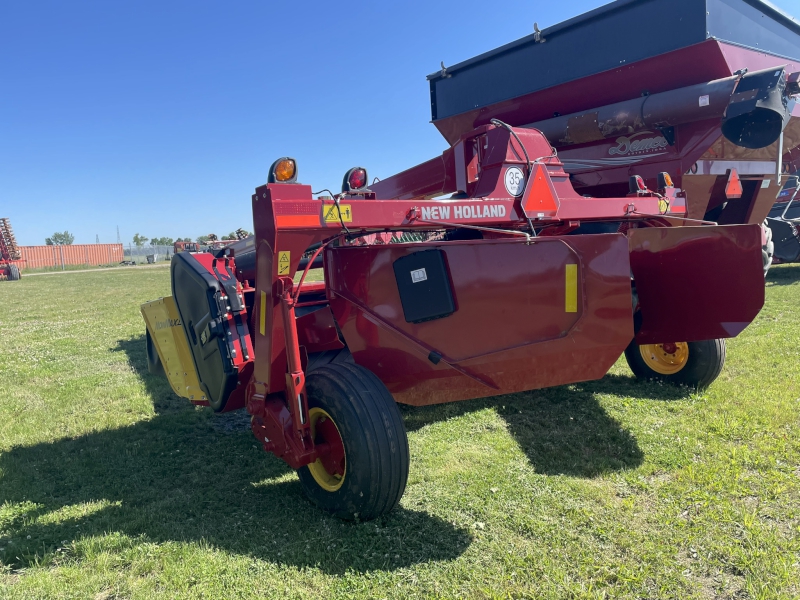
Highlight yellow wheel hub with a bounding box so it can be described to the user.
[639,342,689,375]
[307,407,346,492]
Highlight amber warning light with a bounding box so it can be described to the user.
[269,157,298,183]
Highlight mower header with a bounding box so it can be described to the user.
[142,121,766,521]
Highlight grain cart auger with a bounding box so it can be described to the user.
[141,124,765,520]
[0,217,23,281]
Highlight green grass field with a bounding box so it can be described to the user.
[0,265,798,599]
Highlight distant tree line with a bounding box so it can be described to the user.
[45,231,75,245]
[42,230,253,247]
[130,231,252,247]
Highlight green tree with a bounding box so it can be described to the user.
[222,232,237,240]
[196,235,211,245]
[132,233,149,247]
[44,231,75,245]
[150,237,174,246]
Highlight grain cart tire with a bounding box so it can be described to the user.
[625,339,726,389]
[762,220,774,277]
[145,329,165,376]
[7,264,20,281]
[297,363,409,521]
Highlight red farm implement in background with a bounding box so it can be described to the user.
[142,122,766,520]
[173,241,200,253]
[0,218,24,281]
[428,0,800,273]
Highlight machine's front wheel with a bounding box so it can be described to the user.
[625,339,726,389]
[7,264,20,281]
[297,363,409,521]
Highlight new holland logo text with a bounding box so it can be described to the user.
[156,318,182,330]
[609,132,669,156]
[421,204,507,221]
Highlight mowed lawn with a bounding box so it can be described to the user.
[0,265,798,600]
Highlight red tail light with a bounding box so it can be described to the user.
[629,175,647,194]
[349,169,366,190]
[342,167,369,193]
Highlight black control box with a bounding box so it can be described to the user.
[392,249,456,323]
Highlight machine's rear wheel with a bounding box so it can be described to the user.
[7,264,20,281]
[625,339,726,389]
[297,363,409,521]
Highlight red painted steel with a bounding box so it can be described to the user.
[629,224,765,344]
[326,235,632,406]
[19,244,124,269]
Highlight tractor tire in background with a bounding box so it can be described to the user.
[297,362,409,521]
[762,220,774,277]
[7,264,20,281]
[625,339,726,389]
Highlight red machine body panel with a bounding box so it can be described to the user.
[630,223,765,344]
[326,235,633,406]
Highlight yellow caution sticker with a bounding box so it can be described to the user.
[565,264,578,313]
[277,251,291,275]
[324,204,353,223]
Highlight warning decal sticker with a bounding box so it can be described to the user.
[324,204,353,223]
[277,251,291,275]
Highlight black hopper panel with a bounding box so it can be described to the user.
[393,249,456,324]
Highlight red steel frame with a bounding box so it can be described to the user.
[235,124,765,470]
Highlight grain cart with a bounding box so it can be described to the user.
[428,0,800,273]
[0,217,23,281]
[142,123,765,520]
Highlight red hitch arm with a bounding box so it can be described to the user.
[277,277,311,443]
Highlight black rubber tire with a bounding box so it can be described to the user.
[145,329,165,376]
[7,264,20,281]
[624,338,726,389]
[762,220,774,278]
[297,363,409,521]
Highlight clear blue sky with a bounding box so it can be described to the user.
[1,0,798,246]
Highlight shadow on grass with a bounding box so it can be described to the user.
[766,262,800,286]
[400,373,668,478]
[0,336,674,572]
[0,337,469,573]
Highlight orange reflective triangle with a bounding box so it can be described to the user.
[725,169,743,199]
[522,162,560,218]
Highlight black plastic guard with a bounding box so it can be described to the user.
[393,249,456,323]
[171,252,237,410]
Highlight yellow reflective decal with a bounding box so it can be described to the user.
[565,264,578,313]
[260,291,267,336]
[324,204,352,223]
[277,251,291,275]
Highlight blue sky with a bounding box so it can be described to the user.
[2,0,798,246]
